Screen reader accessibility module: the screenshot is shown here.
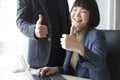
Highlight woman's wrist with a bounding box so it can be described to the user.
[77,44,86,59]
[53,67,59,73]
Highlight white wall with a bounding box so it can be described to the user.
[0,0,17,41]
[0,0,18,55]
[68,0,74,11]
[108,0,116,30]
[96,0,109,30]
[116,0,120,30]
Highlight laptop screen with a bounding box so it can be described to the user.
[18,55,35,80]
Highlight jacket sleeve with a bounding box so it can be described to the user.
[57,67,64,74]
[80,30,108,71]
[16,0,36,40]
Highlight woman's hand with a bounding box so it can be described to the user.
[37,67,58,77]
[60,26,82,52]
[60,25,86,59]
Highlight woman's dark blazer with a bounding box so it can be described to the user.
[16,0,71,68]
[61,28,110,80]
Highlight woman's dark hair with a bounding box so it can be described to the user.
[71,0,100,27]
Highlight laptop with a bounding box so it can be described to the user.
[18,55,67,80]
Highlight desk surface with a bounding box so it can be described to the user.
[0,66,90,80]
[30,69,90,80]
[0,55,90,80]
[61,74,90,80]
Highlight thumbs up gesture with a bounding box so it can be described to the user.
[60,25,78,51]
[35,14,48,38]
[70,25,76,36]
[61,25,86,59]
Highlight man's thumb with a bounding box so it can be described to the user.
[70,25,76,35]
[37,14,43,24]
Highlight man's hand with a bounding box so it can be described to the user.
[35,14,48,38]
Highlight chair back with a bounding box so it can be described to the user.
[102,30,120,80]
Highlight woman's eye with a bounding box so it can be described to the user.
[73,8,77,12]
[81,10,88,13]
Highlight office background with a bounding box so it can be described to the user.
[0,0,120,68]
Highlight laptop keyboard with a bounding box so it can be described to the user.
[32,74,51,80]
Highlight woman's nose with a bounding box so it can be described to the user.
[75,11,81,17]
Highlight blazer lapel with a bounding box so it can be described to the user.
[65,51,72,65]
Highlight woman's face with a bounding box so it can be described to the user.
[70,7,90,31]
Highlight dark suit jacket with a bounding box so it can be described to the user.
[59,28,110,80]
[16,0,71,68]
